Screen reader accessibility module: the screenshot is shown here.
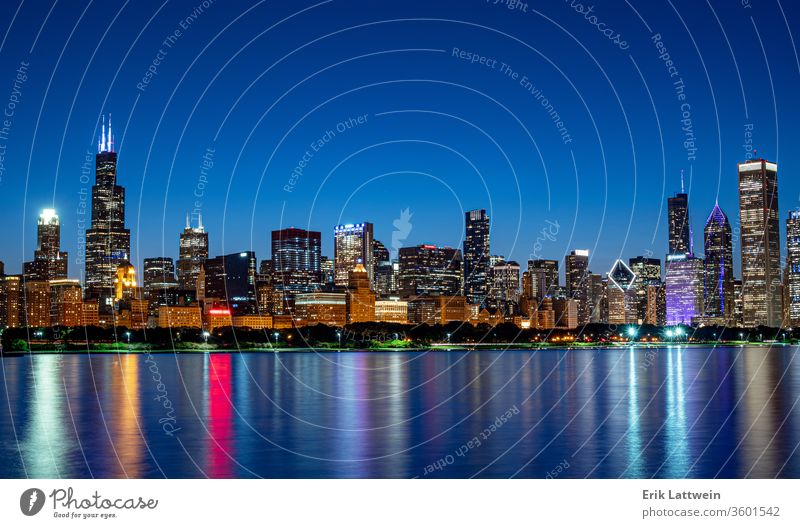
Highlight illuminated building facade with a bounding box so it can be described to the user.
[407,296,466,325]
[50,279,83,327]
[346,262,376,324]
[527,259,559,299]
[463,209,490,305]
[85,116,131,311]
[489,260,520,303]
[629,256,661,324]
[23,209,68,281]
[158,305,202,328]
[177,215,208,292]
[334,223,373,287]
[787,210,800,326]
[294,292,347,326]
[666,254,704,326]
[566,250,590,325]
[271,228,321,298]
[738,159,782,327]
[0,275,23,328]
[23,280,51,327]
[398,245,462,298]
[668,174,692,255]
[703,203,734,324]
[375,298,408,324]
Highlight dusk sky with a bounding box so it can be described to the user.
[1,0,798,280]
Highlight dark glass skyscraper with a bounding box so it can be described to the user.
[668,185,692,256]
[177,214,208,291]
[85,116,130,310]
[463,209,490,305]
[565,249,590,325]
[528,259,559,298]
[667,171,694,255]
[204,252,257,315]
[398,245,462,298]
[703,203,734,323]
[272,228,322,295]
[738,159,782,327]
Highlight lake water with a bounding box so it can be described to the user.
[1,346,799,478]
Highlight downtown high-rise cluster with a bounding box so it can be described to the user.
[0,118,799,336]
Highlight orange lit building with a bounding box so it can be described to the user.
[205,306,233,330]
[24,280,51,327]
[50,279,82,326]
[232,314,273,329]
[158,305,202,328]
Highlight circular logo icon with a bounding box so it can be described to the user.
[20,488,45,516]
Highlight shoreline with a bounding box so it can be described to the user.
[2,341,796,356]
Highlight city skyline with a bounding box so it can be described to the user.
[1,130,797,333]
[2,156,798,288]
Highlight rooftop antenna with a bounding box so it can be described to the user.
[198,212,203,231]
[108,113,113,152]
[99,115,106,152]
[185,213,190,229]
[680,169,685,193]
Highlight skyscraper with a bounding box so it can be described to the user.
[738,159,782,327]
[787,210,800,327]
[703,203,734,324]
[346,261,376,323]
[566,250,590,325]
[528,259,559,299]
[334,223,374,287]
[143,257,179,318]
[609,259,638,324]
[204,252,257,315]
[177,214,208,291]
[463,209,490,305]
[629,256,661,324]
[85,116,130,311]
[398,245,462,298]
[143,258,178,295]
[666,254,704,326]
[668,174,692,255]
[488,261,520,302]
[272,228,322,296]
[23,208,68,281]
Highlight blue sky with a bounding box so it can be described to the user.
[0,0,798,281]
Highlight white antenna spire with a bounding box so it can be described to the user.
[185,213,190,229]
[99,115,106,152]
[198,212,203,230]
[108,113,113,152]
[680,169,685,193]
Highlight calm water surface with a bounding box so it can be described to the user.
[1,346,799,478]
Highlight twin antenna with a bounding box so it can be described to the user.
[97,114,114,153]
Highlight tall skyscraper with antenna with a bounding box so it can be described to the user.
[84,115,131,311]
[667,171,692,256]
[177,213,209,292]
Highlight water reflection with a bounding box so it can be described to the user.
[0,346,798,478]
